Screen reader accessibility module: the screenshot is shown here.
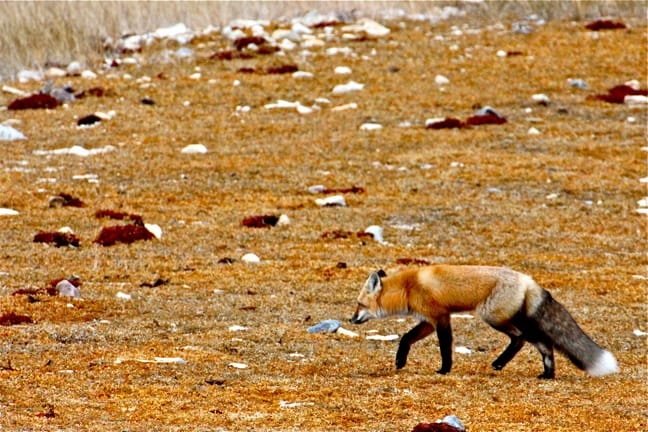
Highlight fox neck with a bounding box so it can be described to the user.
[376,286,410,317]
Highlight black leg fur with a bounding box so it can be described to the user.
[436,316,453,374]
[492,335,525,371]
[396,321,434,369]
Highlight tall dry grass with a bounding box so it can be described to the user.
[0,1,645,81]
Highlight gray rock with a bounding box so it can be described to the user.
[307,319,341,333]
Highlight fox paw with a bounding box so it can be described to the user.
[492,362,504,371]
[537,372,555,379]
[436,368,450,375]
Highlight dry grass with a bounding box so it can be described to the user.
[0,6,647,432]
[0,1,646,78]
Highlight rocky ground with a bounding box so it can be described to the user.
[0,10,646,432]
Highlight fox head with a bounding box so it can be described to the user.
[350,270,386,324]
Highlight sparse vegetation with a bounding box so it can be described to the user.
[0,2,646,431]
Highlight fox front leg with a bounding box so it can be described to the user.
[435,315,453,374]
[395,321,435,369]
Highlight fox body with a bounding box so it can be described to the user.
[350,265,618,379]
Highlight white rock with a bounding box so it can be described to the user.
[0,208,19,216]
[633,329,647,337]
[33,145,116,157]
[336,327,359,337]
[331,102,358,112]
[81,70,97,79]
[152,357,186,364]
[229,325,248,332]
[625,95,648,106]
[17,69,43,82]
[228,362,248,369]
[332,81,364,95]
[280,400,314,408]
[360,123,382,131]
[222,26,246,41]
[455,346,472,354]
[302,37,324,48]
[175,47,194,58]
[435,74,450,85]
[326,47,353,56]
[334,66,352,75]
[189,72,201,80]
[272,29,299,42]
[277,214,291,226]
[279,39,297,51]
[291,22,313,35]
[532,93,550,104]
[315,195,346,207]
[144,223,162,239]
[2,85,29,96]
[116,291,132,300]
[342,18,390,38]
[307,185,326,194]
[265,100,300,109]
[45,67,67,78]
[56,280,80,298]
[66,61,83,75]
[625,79,641,91]
[94,111,116,120]
[528,127,541,135]
[366,334,399,341]
[425,117,447,128]
[296,104,313,115]
[242,253,261,263]
[72,173,99,182]
[364,225,384,242]
[496,50,507,57]
[153,23,192,41]
[292,71,313,78]
[181,144,208,154]
[0,125,26,141]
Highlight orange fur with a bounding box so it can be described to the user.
[350,265,618,378]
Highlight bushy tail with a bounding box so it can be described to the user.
[531,292,619,376]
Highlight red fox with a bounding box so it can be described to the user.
[350,265,619,379]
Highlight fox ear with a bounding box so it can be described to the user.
[366,272,383,294]
[376,269,386,278]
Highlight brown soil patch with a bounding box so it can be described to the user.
[0,16,646,431]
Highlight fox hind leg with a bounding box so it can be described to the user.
[531,340,555,379]
[492,333,525,371]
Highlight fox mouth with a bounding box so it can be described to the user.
[350,311,372,324]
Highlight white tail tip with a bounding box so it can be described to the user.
[587,350,619,376]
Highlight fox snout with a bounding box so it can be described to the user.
[350,308,372,324]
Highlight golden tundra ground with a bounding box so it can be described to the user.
[0,17,646,431]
